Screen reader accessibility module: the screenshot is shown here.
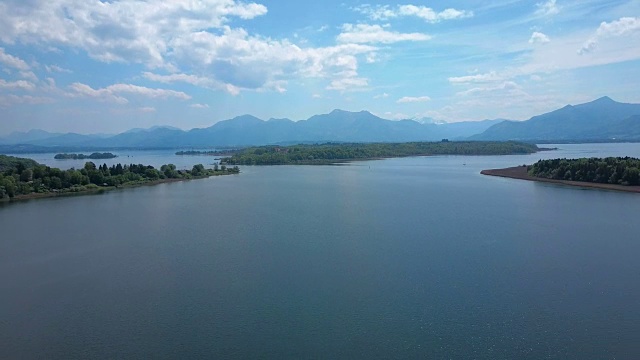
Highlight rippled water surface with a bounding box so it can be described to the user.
[1,143,639,359]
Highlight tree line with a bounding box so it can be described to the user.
[222,141,541,165]
[0,155,239,199]
[54,152,118,160]
[528,157,640,186]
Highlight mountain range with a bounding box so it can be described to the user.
[472,96,640,141]
[0,111,503,149]
[1,96,639,151]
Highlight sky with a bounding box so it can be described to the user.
[0,0,639,135]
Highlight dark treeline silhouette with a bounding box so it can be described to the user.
[176,150,240,156]
[54,152,118,160]
[222,141,540,165]
[0,155,239,199]
[529,157,640,186]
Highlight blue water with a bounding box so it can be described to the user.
[1,143,639,359]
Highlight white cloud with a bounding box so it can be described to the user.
[45,65,72,73]
[326,77,369,91]
[337,24,431,44]
[19,71,38,82]
[68,83,129,104]
[448,71,503,84]
[0,79,36,91]
[0,1,379,93]
[579,17,640,54]
[0,0,267,68]
[535,0,559,17]
[354,4,473,23]
[68,82,191,104]
[0,48,30,70]
[529,31,550,44]
[190,103,210,109]
[456,81,523,97]
[138,107,156,113]
[374,92,389,99]
[107,84,191,100]
[397,96,431,103]
[383,112,411,120]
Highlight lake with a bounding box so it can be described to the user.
[1,143,640,359]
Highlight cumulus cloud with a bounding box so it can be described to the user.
[397,96,431,103]
[138,107,156,113]
[337,24,431,44]
[535,0,559,16]
[448,71,502,84]
[0,0,380,93]
[374,92,389,99]
[0,0,267,68]
[529,31,550,44]
[190,103,210,109]
[354,4,473,23]
[68,82,191,104]
[0,48,30,71]
[579,17,640,54]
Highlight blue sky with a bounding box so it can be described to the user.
[0,0,639,134]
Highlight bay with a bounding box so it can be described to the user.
[1,143,639,359]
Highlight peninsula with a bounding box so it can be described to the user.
[482,157,640,193]
[0,155,240,202]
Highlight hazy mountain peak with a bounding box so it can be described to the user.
[474,96,640,141]
[232,114,263,121]
[592,96,614,103]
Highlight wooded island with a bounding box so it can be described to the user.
[54,152,118,160]
[222,141,541,165]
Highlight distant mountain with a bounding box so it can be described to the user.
[472,97,640,141]
[0,111,505,150]
[0,129,63,145]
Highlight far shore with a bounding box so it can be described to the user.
[481,165,640,194]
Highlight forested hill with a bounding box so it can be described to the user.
[222,141,540,165]
[529,157,640,186]
[0,155,39,172]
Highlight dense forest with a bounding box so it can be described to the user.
[0,155,239,200]
[222,141,541,165]
[54,152,118,160]
[529,157,640,186]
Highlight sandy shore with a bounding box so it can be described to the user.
[481,165,640,194]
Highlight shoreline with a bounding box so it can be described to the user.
[481,166,640,193]
[0,172,237,204]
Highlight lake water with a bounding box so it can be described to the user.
[1,143,640,359]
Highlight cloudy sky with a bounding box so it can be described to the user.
[1,0,639,134]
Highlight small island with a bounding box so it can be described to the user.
[482,157,640,193]
[54,152,118,160]
[222,141,541,165]
[176,150,239,156]
[0,155,240,202]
